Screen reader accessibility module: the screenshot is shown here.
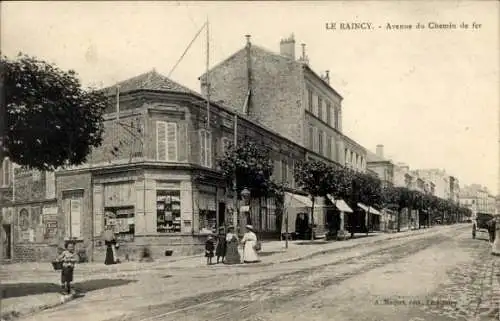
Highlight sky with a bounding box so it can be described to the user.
[1,1,499,194]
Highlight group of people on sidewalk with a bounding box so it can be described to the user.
[205,225,261,265]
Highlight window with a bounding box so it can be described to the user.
[63,191,83,239]
[308,126,314,149]
[104,206,135,242]
[221,137,232,155]
[307,88,313,112]
[326,102,332,126]
[318,129,324,155]
[199,129,212,168]
[281,159,288,183]
[330,136,336,160]
[45,171,56,199]
[157,190,182,233]
[156,121,178,161]
[313,127,318,152]
[198,192,217,233]
[267,197,277,232]
[317,97,323,120]
[334,106,340,129]
[326,135,332,158]
[291,159,296,188]
[1,158,12,187]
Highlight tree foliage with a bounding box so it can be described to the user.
[217,140,274,198]
[1,54,108,170]
[294,160,335,198]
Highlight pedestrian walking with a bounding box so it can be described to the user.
[241,225,260,264]
[215,227,227,264]
[492,214,500,256]
[56,241,78,295]
[223,226,241,265]
[205,234,215,265]
[487,218,496,243]
[103,226,117,265]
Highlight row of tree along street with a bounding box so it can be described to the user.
[217,140,473,239]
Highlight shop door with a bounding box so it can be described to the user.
[218,202,225,228]
[2,224,12,260]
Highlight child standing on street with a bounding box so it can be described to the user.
[57,242,79,294]
[205,234,215,265]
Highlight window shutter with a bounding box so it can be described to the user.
[156,121,167,160]
[70,198,82,238]
[166,122,178,161]
[206,131,212,168]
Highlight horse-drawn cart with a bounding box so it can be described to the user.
[472,212,494,239]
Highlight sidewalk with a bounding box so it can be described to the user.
[0,224,464,321]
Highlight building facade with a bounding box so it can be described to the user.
[1,71,350,262]
[200,34,367,173]
[459,184,493,215]
[0,162,58,262]
[411,169,451,200]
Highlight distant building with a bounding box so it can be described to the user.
[411,169,451,200]
[199,34,367,172]
[366,145,394,188]
[459,184,493,214]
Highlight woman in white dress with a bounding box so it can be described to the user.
[241,225,260,263]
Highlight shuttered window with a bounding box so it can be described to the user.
[318,130,324,155]
[313,127,318,152]
[199,129,212,168]
[308,126,314,149]
[63,191,83,239]
[326,102,332,126]
[156,121,178,161]
[281,159,288,183]
[318,97,323,120]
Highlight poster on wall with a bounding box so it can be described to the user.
[19,208,30,231]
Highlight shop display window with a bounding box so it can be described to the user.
[157,190,181,233]
[104,206,135,242]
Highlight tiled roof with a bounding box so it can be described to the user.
[102,69,198,96]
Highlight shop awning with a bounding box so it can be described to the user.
[369,207,381,215]
[327,195,353,213]
[336,199,353,213]
[358,203,369,212]
[284,192,313,208]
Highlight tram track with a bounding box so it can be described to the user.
[109,228,463,321]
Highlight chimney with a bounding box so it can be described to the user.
[324,70,330,84]
[245,34,251,47]
[376,144,384,158]
[300,43,309,64]
[279,34,295,60]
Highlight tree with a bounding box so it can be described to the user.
[1,54,108,170]
[294,160,336,240]
[217,140,274,198]
[382,186,412,232]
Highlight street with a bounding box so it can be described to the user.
[11,225,499,321]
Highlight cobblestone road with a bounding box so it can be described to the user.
[105,228,467,321]
[18,225,498,321]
